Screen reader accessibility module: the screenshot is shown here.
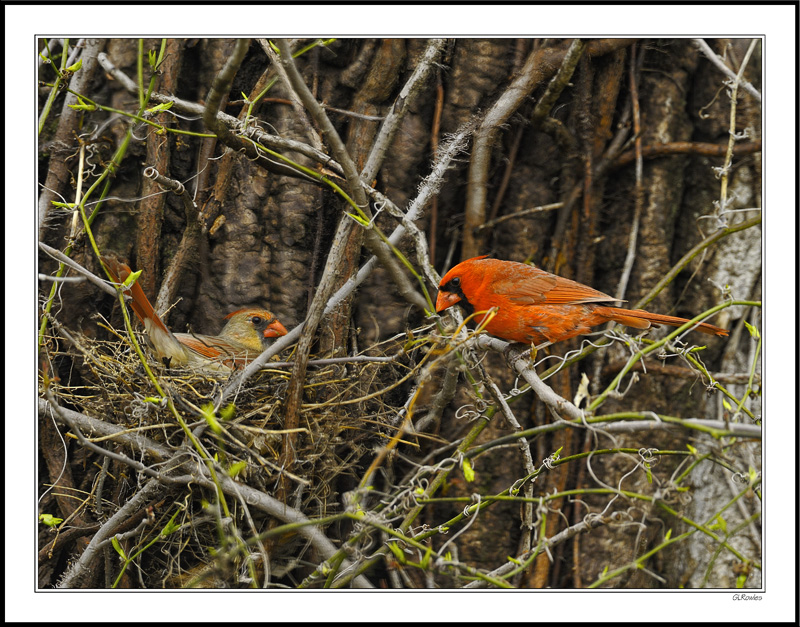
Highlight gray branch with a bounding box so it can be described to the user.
[693,39,761,102]
[38,242,118,297]
[361,38,446,183]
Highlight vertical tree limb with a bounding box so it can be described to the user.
[136,39,183,298]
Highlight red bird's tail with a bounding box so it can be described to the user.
[595,306,729,337]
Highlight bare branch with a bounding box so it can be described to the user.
[693,38,761,102]
[38,242,117,297]
[361,38,447,183]
[202,38,251,143]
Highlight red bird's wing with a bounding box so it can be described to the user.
[494,266,620,306]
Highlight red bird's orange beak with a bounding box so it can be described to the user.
[263,320,289,338]
[435,290,461,313]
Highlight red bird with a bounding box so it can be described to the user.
[435,256,728,347]
[103,257,288,372]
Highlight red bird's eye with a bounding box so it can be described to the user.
[452,277,461,287]
[250,316,263,325]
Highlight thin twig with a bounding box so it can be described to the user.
[477,202,564,231]
[615,42,643,302]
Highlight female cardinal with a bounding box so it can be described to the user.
[436,256,728,347]
[103,257,288,372]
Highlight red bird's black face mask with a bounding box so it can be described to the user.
[436,275,472,315]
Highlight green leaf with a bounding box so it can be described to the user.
[65,59,83,73]
[68,96,96,112]
[387,542,405,561]
[39,513,63,527]
[227,461,247,478]
[219,403,236,421]
[161,512,182,536]
[743,320,760,339]
[664,528,672,541]
[145,101,174,114]
[462,458,475,482]
[686,443,698,455]
[709,514,728,533]
[420,546,433,569]
[722,398,732,412]
[122,269,142,288]
[201,402,222,434]
[111,536,127,559]
[292,38,337,58]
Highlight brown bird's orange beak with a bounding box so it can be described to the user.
[263,320,289,338]
[435,290,461,313]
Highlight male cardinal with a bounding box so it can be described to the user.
[436,256,728,347]
[103,257,288,372]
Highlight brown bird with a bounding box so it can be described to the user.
[436,256,728,347]
[103,257,288,372]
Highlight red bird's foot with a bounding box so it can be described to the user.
[503,342,537,365]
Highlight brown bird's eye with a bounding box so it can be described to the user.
[250,316,263,325]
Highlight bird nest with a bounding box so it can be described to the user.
[39,319,425,588]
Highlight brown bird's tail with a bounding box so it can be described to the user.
[595,306,729,337]
[102,256,189,366]
[102,256,171,336]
